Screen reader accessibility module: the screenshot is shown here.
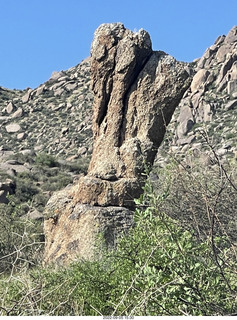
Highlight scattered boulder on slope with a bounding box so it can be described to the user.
[5,122,21,133]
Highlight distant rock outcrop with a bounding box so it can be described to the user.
[161,26,237,160]
[0,58,93,161]
[43,23,191,265]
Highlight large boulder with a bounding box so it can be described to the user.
[43,23,192,265]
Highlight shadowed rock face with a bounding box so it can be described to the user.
[43,23,192,265]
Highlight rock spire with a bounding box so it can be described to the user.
[43,23,192,265]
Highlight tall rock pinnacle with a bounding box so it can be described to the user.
[43,23,192,265]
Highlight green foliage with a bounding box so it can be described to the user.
[64,157,90,174]
[14,177,39,204]
[0,153,236,316]
[225,132,236,139]
[40,172,72,192]
[35,152,59,168]
[1,204,236,316]
[1,179,236,315]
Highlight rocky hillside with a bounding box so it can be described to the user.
[1,26,236,171]
[157,26,237,166]
[0,58,93,161]
[0,24,236,253]
[0,58,93,211]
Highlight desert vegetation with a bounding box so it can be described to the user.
[0,24,237,317]
[0,141,236,316]
[0,151,90,273]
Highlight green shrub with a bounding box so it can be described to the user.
[225,132,235,139]
[14,178,39,204]
[1,202,236,316]
[35,152,58,168]
[66,157,90,174]
[0,148,236,316]
[41,173,72,192]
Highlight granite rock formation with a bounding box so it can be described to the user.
[43,23,191,265]
[155,25,237,167]
[176,26,237,142]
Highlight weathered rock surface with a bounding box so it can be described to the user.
[43,185,134,265]
[168,26,237,154]
[76,24,191,208]
[6,102,16,114]
[43,23,192,265]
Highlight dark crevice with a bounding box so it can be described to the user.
[97,76,113,127]
[118,51,154,147]
[101,176,119,182]
[96,36,122,129]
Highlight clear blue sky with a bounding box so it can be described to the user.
[0,0,236,90]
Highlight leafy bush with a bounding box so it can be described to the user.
[9,151,35,165]
[66,157,90,174]
[35,152,58,168]
[41,173,72,192]
[0,154,236,316]
[14,177,40,204]
[1,205,236,316]
[0,138,236,316]
[37,183,236,316]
